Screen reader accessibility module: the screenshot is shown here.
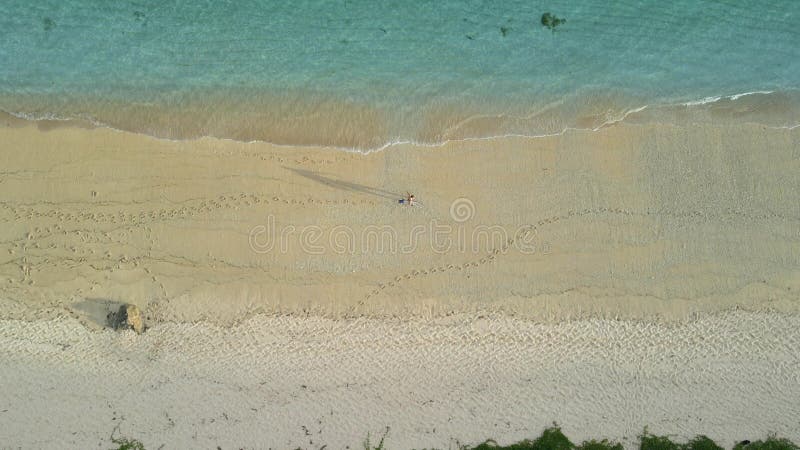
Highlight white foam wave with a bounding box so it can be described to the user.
[681,90,775,106]
[2,89,795,154]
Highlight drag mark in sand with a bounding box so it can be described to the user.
[0,191,377,225]
[0,186,383,322]
[362,206,800,303]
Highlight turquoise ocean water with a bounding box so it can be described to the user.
[1,0,798,150]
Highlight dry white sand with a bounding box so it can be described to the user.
[1,117,799,448]
[1,311,799,449]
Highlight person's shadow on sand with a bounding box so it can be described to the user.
[285,167,403,201]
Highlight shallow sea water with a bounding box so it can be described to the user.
[1,0,798,148]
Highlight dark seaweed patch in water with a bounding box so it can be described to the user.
[500,26,510,37]
[42,17,55,31]
[541,12,566,32]
[133,10,147,26]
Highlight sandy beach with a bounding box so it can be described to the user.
[1,312,799,449]
[1,115,799,447]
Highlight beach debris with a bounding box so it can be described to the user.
[108,303,145,334]
[541,12,566,32]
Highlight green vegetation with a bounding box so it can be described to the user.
[469,426,619,450]
[110,424,145,450]
[578,439,625,450]
[111,436,145,450]
[639,430,738,450]
[639,432,684,450]
[463,427,796,450]
[684,436,725,450]
[99,424,798,450]
[364,426,390,450]
[733,437,800,450]
[534,427,575,450]
[540,12,566,32]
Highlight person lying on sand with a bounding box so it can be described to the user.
[398,193,415,206]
